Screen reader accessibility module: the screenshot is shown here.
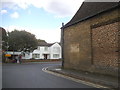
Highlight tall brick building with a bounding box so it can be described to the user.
[61,2,120,77]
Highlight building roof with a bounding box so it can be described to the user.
[63,2,119,28]
[38,41,51,46]
[38,42,61,47]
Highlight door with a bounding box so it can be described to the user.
[43,54,48,59]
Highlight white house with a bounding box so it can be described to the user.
[23,42,61,59]
[32,42,61,59]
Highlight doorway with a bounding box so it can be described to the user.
[43,54,49,59]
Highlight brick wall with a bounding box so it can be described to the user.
[63,21,92,70]
[92,22,119,73]
[63,8,119,76]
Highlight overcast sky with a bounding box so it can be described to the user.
[0,0,84,43]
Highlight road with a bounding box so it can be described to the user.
[3,62,97,88]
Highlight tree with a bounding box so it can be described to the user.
[0,27,8,50]
[0,27,8,62]
[8,30,38,52]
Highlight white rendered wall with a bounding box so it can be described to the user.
[50,43,61,59]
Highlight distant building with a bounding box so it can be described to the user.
[61,2,119,77]
[32,42,61,59]
[22,42,62,60]
[6,51,22,59]
[5,42,61,60]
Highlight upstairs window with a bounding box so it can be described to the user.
[44,47,48,51]
[53,47,60,53]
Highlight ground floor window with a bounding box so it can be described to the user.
[32,54,40,58]
[53,54,59,58]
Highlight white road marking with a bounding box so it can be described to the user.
[42,67,110,89]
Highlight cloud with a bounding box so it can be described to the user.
[0,10,8,14]
[4,25,22,32]
[39,0,83,17]
[85,0,120,2]
[29,0,84,17]
[5,25,61,43]
[32,28,61,43]
[10,12,19,18]
[0,0,29,10]
[0,0,84,17]
[0,1,16,10]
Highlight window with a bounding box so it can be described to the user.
[53,47,60,53]
[32,54,40,58]
[53,54,59,58]
[38,47,40,50]
[44,47,48,51]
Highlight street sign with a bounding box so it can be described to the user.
[5,54,11,57]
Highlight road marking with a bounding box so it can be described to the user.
[42,67,110,89]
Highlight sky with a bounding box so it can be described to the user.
[0,0,84,43]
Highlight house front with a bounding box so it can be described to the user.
[31,42,61,59]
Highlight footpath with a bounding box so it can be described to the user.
[47,65,119,89]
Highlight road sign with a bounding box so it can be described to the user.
[5,54,11,57]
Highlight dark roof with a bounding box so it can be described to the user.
[38,41,52,46]
[38,42,61,47]
[63,2,119,28]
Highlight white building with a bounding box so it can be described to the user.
[23,42,61,59]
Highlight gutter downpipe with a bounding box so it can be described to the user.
[61,23,64,68]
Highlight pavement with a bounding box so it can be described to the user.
[46,65,119,89]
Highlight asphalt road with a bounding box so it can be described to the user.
[2,62,96,88]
